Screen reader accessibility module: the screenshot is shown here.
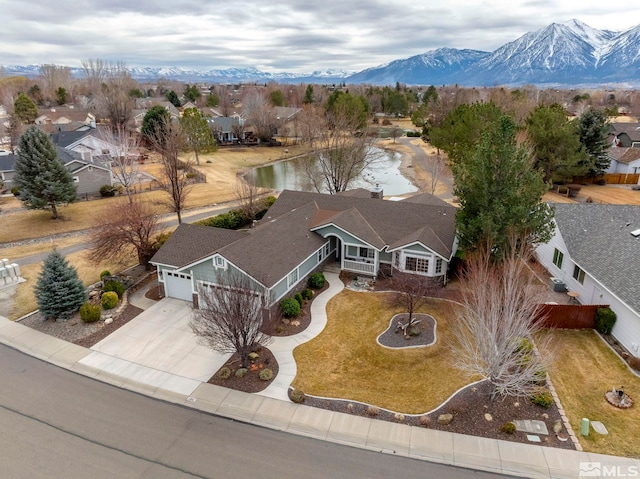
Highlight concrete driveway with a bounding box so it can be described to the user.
[78,298,230,395]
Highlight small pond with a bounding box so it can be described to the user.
[245,147,417,196]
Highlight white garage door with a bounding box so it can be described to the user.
[165,272,193,301]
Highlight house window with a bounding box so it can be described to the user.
[435,258,443,274]
[346,245,374,261]
[287,269,298,288]
[213,256,226,269]
[573,265,585,284]
[405,256,429,274]
[394,252,400,268]
[72,176,79,183]
[552,248,564,269]
[359,247,374,259]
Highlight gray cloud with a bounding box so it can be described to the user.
[1,0,639,73]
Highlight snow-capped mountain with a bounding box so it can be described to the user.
[347,48,489,85]
[2,20,640,86]
[344,19,640,86]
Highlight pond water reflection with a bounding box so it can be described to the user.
[246,147,417,196]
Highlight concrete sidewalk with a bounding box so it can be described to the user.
[0,278,637,478]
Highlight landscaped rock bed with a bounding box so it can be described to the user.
[208,347,279,393]
[377,313,436,348]
[293,380,576,450]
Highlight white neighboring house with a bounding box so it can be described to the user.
[536,204,640,357]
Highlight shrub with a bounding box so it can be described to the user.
[629,356,640,372]
[530,391,554,408]
[99,270,111,280]
[308,272,325,289]
[365,406,380,417]
[235,368,248,378]
[501,422,516,434]
[301,288,313,301]
[218,367,231,379]
[101,291,119,310]
[103,280,125,299]
[11,186,20,197]
[99,184,118,197]
[515,337,534,354]
[290,389,306,403]
[557,186,568,195]
[197,209,249,230]
[595,307,617,334]
[280,298,301,318]
[79,302,101,323]
[294,292,304,307]
[259,368,274,381]
[595,178,607,186]
[533,367,548,385]
[567,184,582,198]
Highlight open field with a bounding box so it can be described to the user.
[546,329,640,458]
[292,290,470,413]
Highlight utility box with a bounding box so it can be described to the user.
[550,277,566,292]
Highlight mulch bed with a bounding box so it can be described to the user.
[297,380,575,450]
[74,303,143,348]
[377,313,436,348]
[262,282,328,337]
[208,346,279,393]
[145,284,164,301]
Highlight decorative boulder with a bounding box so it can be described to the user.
[438,413,453,425]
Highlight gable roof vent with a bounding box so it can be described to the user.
[631,229,640,237]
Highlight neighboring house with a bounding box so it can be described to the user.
[50,127,123,159]
[0,151,15,186]
[35,107,96,133]
[606,146,640,175]
[272,106,302,138]
[608,123,640,148]
[536,204,640,357]
[150,188,458,316]
[207,116,246,144]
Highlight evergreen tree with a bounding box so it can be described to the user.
[303,85,314,104]
[165,90,181,107]
[526,103,587,182]
[14,92,38,124]
[180,107,216,165]
[55,86,68,105]
[141,105,170,146]
[183,84,201,103]
[206,93,220,107]
[577,109,610,177]
[14,126,77,219]
[35,250,86,320]
[453,115,553,252]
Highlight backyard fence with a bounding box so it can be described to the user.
[604,173,640,185]
[535,303,609,329]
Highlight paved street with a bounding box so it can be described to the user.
[0,344,508,479]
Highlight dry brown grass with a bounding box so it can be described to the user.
[546,329,640,458]
[292,290,471,414]
[9,249,136,320]
[0,234,91,260]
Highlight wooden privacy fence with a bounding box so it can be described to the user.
[604,173,639,185]
[535,303,609,329]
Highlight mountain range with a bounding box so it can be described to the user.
[3,20,640,87]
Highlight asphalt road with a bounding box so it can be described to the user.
[0,344,511,479]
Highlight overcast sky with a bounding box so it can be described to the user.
[1,1,639,73]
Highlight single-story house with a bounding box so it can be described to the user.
[536,204,640,358]
[207,116,246,144]
[150,188,458,315]
[35,107,96,132]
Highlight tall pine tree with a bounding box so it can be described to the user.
[577,109,610,177]
[35,250,86,320]
[14,126,77,219]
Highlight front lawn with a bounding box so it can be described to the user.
[546,329,640,458]
[292,290,471,414]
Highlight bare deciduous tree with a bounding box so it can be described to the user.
[191,272,271,368]
[88,199,161,267]
[87,60,137,131]
[388,272,440,322]
[243,91,275,142]
[149,117,191,224]
[235,178,264,219]
[39,64,73,103]
[98,125,141,203]
[425,154,446,196]
[448,240,552,400]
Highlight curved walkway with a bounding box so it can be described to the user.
[258,272,344,401]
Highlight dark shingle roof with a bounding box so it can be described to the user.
[150,224,246,268]
[265,190,457,258]
[50,130,91,148]
[553,204,640,313]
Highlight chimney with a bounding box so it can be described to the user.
[371,183,383,200]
